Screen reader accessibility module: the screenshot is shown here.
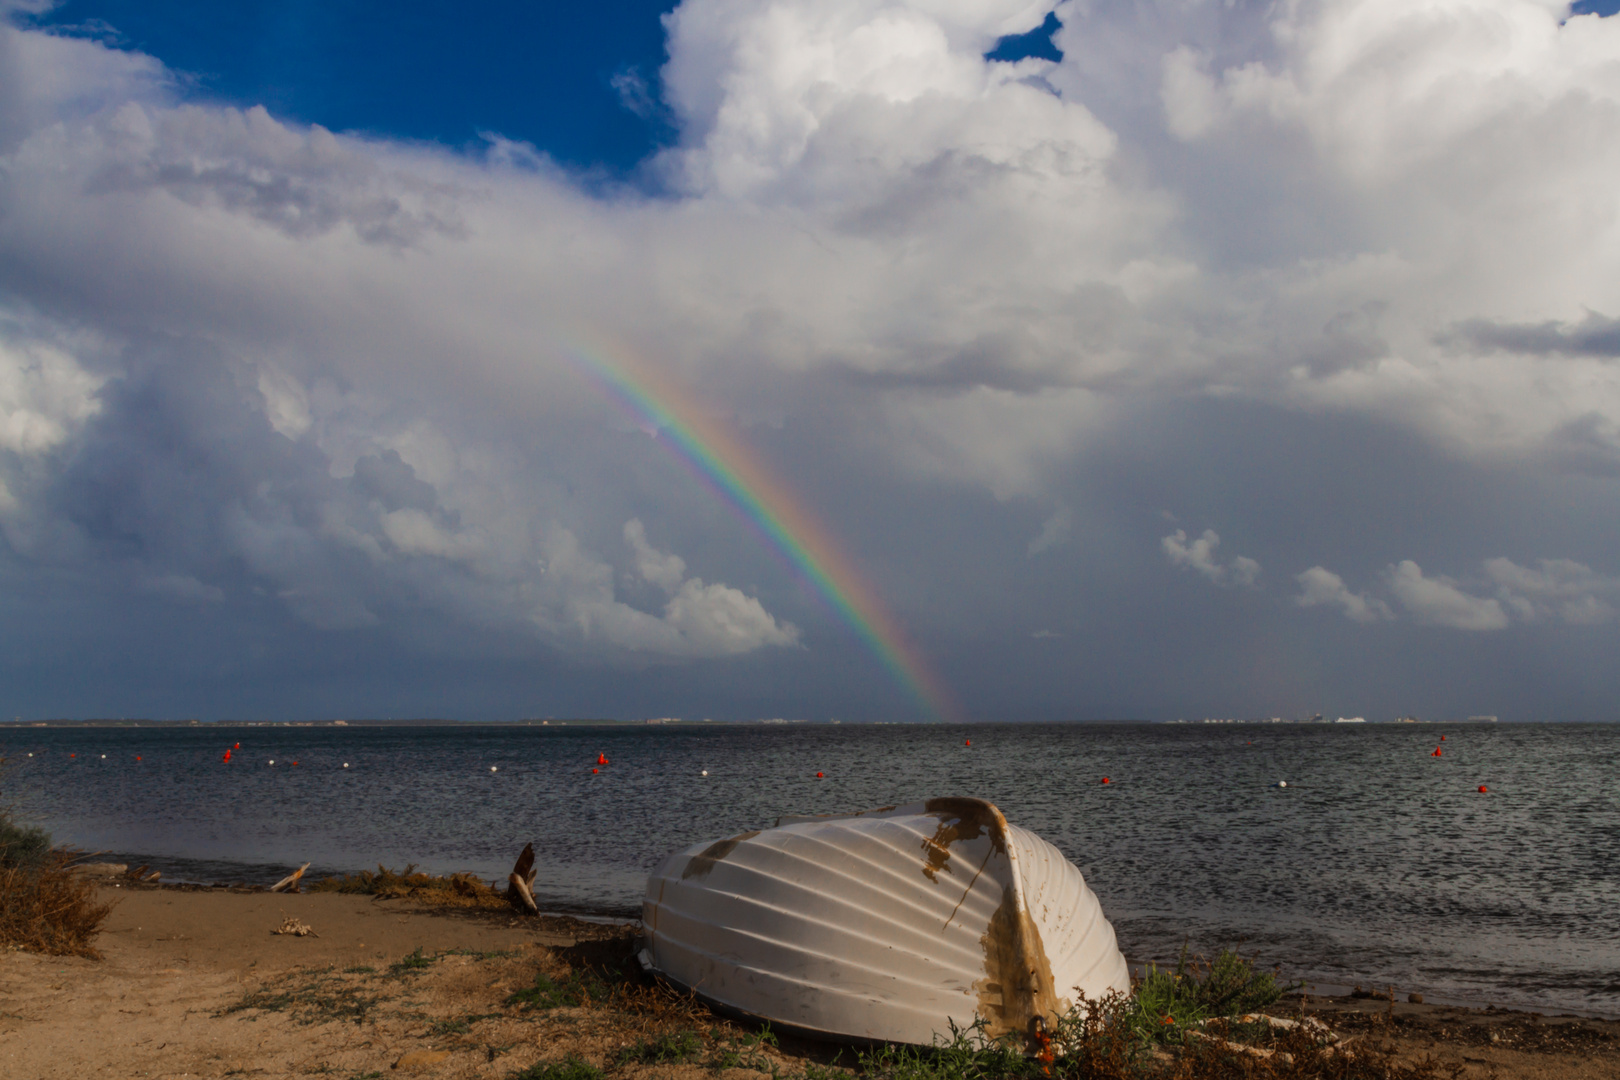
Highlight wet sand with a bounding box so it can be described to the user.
[1,883,1616,1079]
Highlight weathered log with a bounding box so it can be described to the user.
[506,843,539,915]
[270,862,311,893]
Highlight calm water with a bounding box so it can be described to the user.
[5,722,1617,1015]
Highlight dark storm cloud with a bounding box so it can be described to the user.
[1445,312,1620,359]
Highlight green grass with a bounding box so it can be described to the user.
[220,973,382,1026]
[858,1019,1041,1080]
[504,969,609,1010]
[388,947,436,976]
[615,1029,702,1066]
[1124,945,1298,1045]
[706,1023,779,1072]
[508,1054,604,1080]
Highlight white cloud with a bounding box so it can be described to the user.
[1386,560,1509,631]
[0,329,103,455]
[1484,556,1620,625]
[539,524,799,658]
[1162,528,1260,587]
[1294,566,1392,623]
[3,0,1620,683]
[625,518,687,591]
[1026,505,1071,556]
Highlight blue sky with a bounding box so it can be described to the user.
[3,1,1620,723]
[30,0,1070,172]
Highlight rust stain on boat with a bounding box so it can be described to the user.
[920,797,1006,883]
[973,882,1062,1040]
[681,831,761,881]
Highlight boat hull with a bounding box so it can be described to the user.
[640,798,1129,1045]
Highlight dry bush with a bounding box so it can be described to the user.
[0,851,115,958]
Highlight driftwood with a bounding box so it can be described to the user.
[270,862,311,893]
[507,843,539,915]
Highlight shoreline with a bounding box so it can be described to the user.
[2,882,1617,1079]
[82,865,1620,1025]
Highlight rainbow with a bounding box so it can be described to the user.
[565,343,958,722]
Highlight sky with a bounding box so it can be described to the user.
[1,0,1619,723]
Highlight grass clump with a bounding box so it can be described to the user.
[1126,945,1298,1045]
[706,1023,780,1072]
[308,864,510,909]
[221,971,383,1026]
[505,968,611,1010]
[509,1054,604,1080]
[388,947,436,976]
[615,1029,702,1066]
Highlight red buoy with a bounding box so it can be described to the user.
[815,771,824,779]
[69,753,75,758]
[234,742,241,749]
[1101,777,1111,785]
[136,756,142,762]
[596,752,609,765]
[1478,785,1488,793]
[592,767,599,774]
[964,739,971,747]
[223,750,231,762]
[1440,735,1446,741]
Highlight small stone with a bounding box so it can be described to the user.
[1408,992,1424,1004]
[393,1049,452,1070]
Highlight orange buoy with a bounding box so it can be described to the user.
[223,750,231,762]
[234,742,241,749]
[964,739,971,747]
[596,752,609,765]
[1478,785,1488,793]
[1440,735,1446,741]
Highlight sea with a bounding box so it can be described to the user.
[4,721,1617,1017]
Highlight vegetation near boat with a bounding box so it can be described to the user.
[639,797,1129,1046]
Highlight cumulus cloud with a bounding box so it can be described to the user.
[1162,528,1260,587]
[4,1,1620,712]
[1385,560,1509,631]
[542,524,800,657]
[1484,556,1620,625]
[1294,566,1392,623]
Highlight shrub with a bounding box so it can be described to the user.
[0,815,52,870]
[0,849,115,958]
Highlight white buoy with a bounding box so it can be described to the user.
[268,759,275,765]
[1278,780,1288,788]
[701,769,708,776]
[343,762,350,768]
[490,766,498,772]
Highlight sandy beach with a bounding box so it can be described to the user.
[1,881,1616,1080]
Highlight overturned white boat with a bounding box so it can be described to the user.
[640,798,1129,1045]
